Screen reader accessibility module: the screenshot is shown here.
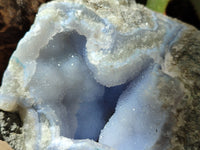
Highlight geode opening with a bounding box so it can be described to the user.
[27,30,130,142]
[0,0,198,150]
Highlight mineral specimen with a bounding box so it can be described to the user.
[0,0,200,150]
[0,0,51,82]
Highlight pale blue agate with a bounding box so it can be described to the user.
[0,1,189,150]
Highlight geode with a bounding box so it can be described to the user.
[0,0,200,150]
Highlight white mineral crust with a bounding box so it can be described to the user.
[0,0,199,150]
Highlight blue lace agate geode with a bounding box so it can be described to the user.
[0,0,199,150]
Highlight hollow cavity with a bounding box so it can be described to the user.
[27,31,129,142]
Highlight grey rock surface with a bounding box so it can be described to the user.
[0,110,24,150]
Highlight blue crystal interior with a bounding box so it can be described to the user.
[0,0,193,149]
[27,31,131,141]
[25,30,171,150]
[75,83,129,140]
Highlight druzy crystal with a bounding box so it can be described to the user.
[0,0,199,150]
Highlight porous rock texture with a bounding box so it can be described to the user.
[0,110,23,150]
[164,29,200,150]
[0,0,199,150]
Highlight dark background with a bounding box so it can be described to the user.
[136,0,200,29]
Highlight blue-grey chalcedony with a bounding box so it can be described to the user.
[0,0,199,150]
